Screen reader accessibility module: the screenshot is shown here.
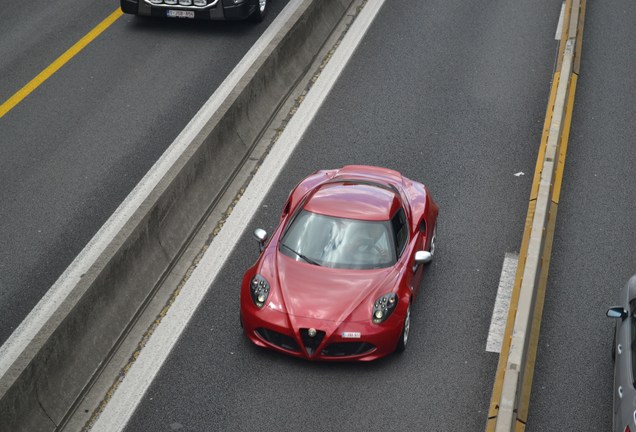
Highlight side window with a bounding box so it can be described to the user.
[631,299,636,386]
[391,208,408,257]
[419,219,426,233]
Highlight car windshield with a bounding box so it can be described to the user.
[279,210,397,269]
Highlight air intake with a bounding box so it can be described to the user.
[299,328,326,356]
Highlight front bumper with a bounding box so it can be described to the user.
[241,303,405,362]
[121,0,256,20]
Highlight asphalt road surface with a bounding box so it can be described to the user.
[0,0,289,345]
[122,1,564,430]
[527,0,636,430]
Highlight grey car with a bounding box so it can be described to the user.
[607,275,636,432]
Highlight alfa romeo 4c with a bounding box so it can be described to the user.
[240,165,438,361]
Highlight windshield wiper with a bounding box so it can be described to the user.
[280,243,321,266]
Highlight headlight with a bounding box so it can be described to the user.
[250,274,270,308]
[372,293,398,324]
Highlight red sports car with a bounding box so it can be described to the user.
[240,165,438,361]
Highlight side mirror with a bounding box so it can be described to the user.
[253,228,268,252]
[607,306,628,320]
[414,251,432,265]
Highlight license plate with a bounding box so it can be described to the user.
[166,9,195,18]
[341,332,361,339]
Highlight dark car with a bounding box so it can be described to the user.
[240,165,439,361]
[121,0,269,22]
[607,275,636,432]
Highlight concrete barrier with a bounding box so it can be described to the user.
[0,1,354,430]
[487,0,584,430]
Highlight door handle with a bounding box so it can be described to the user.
[619,386,624,399]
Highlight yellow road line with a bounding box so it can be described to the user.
[514,204,557,431]
[531,71,561,201]
[486,200,535,431]
[486,45,581,432]
[555,0,572,73]
[0,8,123,119]
[486,71,560,431]
[513,73,578,431]
[574,0,586,74]
[552,76,578,204]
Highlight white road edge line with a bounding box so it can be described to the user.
[90,1,386,430]
[0,0,308,378]
[555,1,566,40]
[486,253,518,353]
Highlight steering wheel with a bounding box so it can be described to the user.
[356,240,385,256]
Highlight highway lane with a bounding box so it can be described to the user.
[0,0,289,345]
[527,0,636,430]
[0,0,117,104]
[120,1,563,430]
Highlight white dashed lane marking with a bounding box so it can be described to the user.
[90,1,386,430]
[555,1,566,40]
[486,253,518,353]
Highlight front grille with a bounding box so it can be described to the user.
[299,329,326,356]
[144,0,219,9]
[321,342,375,357]
[255,328,300,352]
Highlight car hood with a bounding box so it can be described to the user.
[272,252,397,323]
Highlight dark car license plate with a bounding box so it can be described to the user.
[166,9,195,18]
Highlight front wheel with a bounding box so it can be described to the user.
[395,304,411,353]
[120,0,139,14]
[428,224,437,259]
[612,324,616,361]
[250,0,268,22]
